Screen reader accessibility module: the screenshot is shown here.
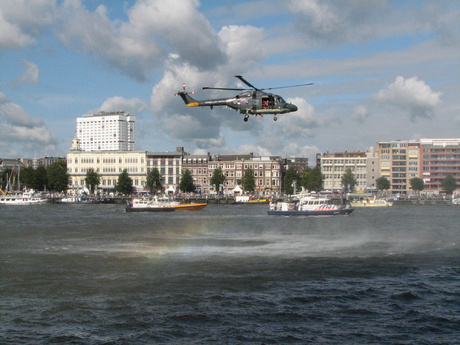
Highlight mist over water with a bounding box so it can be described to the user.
[1,204,459,344]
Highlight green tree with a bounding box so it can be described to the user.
[241,168,256,193]
[179,168,196,193]
[441,175,458,195]
[19,167,35,189]
[210,167,226,194]
[146,168,163,194]
[410,177,424,195]
[341,167,357,192]
[284,167,301,195]
[301,166,324,192]
[34,166,49,191]
[47,161,70,192]
[376,176,391,191]
[84,168,100,194]
[115,169,133,195]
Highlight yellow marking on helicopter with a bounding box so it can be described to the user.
[187,102,199,107]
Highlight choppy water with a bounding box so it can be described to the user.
[1,204,459,344]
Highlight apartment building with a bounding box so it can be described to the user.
[420,138,460,192]
[76,111,135,152]
[376,140,420,194]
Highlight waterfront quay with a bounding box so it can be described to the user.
[47,195,238,205]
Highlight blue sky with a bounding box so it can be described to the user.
[1,0,459,163]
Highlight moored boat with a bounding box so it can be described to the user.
[350,197,393,207]
[268,194,353,216]
[172,202,207,211]
[0,190,47,205]
[232,195,271,204]
[126,197,175,212]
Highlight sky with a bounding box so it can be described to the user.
[1,0,459,164]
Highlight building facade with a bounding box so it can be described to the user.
[66,147,283,195]
[76,111,135,152]
[318,151,370,192]
[67,150,148,193]
[420,138,460,193]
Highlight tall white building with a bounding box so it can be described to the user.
[76,111,135,151]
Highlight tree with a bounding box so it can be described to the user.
[376,176,391,191]
[47,161,70,192]
[146,168,163,194]
[20,167,35,190]
[115,169,133,195]
[284,167,301,195]
[241,168,256,193]
[34,166,49,191]
[441,175,458,195]
[84,168,100,194]
[301,166,324,192]
[179,169,196,193]
[210,167,226,194]
[341,167,357,192]
[410,177,424,195]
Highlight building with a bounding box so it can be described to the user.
[420,138,460,193]
[284,157,309,173]
[67,150,148,193]
[207,154,283,195]
[76,111,135,152]
[32,156,66,169]
[181,152,211,194]
[376,140,421,194]
[318,151,370,192]
[365,150,379,191]
[146,148,187,189]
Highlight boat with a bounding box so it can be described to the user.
[350,197,393,207]
[156,196,207,211]
[125,197,175,212]
[57,196,115,204]
[57,196,97,204]
[268,194,353,216]
[172,202,207,211]
[232,195,271,204]
[0,190,48,205]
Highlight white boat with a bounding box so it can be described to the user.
[126,196,175,212]
[350,197,393,207]
[0,190,47,205]
[268,194,353,216]
[232,195,271,204]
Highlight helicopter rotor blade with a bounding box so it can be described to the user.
[202,87,248,91]
[262,83,314,91]
[234,75,260,90]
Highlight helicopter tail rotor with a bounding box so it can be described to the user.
[175,83,198,106]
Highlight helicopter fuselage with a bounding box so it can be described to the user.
[176,75,310,122]
[184,91,297,115]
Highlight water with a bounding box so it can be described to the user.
[1,204,459,344]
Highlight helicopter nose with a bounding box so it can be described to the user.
[287,104,298,112]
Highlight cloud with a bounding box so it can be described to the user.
[275,98,324,137]
[375,76,442,120]
[99,96,147,115]
[10,59,39,88]
[0,0,56,48]
[0,92,57,156]
[55,0,226,81]
[352,105,369,122]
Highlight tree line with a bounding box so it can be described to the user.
[2,163,457,195]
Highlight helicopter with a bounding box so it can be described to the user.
[175,75,312,122]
